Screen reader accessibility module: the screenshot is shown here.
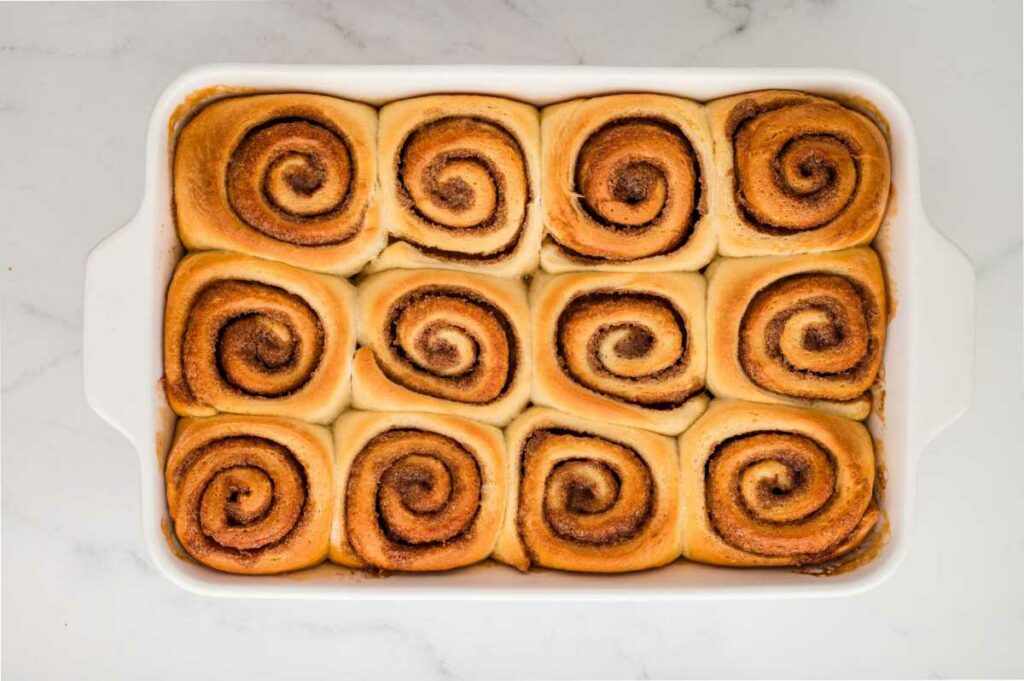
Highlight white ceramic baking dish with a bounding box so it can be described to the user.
[83,65,974,600]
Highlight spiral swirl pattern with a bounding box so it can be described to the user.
[495,408,682,572]
[526,431,654,546]
[739,273,882,402]
[532,272,708,435]
[175,437,306,549]
[165,417,333,574]
[227,118,358,246]
[542,95,716,270]
[398,117,525,235]
[164,252,355,423]
[352,268,532,428]
[733,102,885,232]
[706,248,886,419]
[557,292,698,408]
[379,287,514,404]
[375,96,541,276]
[345,429,483,569]
[331,412,506,571]
[567,118,700,259]
[710,92,890,255]
[184,280,324,398]
[705,430,877,563]
[679,400,878,567]
[174,94,381,275]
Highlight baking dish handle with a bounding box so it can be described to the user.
[910,207,975,449]
[83,214,151,449]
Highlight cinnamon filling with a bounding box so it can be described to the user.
[345,429,482,567]
[227,115,362,245]
[394,117,530,262]
[555,291,700,408]
[519,430,655,550]
[727,99,887,236]
[171,436,310,560]
[176,280,325,403]
[375,286,518,404]
[553,117,703,261]
[705,431,875,563]
[738,273,882,402]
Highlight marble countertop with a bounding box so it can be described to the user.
[2,1,1021,678]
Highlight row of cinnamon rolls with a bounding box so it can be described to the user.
[167,400,878,575]
[164,247,886,430]
[173,90,890,277]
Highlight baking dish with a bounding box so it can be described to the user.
[83,65,974,600]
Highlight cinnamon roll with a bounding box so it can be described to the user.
[330,411,506,571]
[531,271,709,435]
[174,93,384,275]
[706,248,886,420]
[163,251,356,424]
[707,90,891,256]
[494,407,682,573]
[165,415,333,574]
[351,269,531,426]
[679,400,878,567]
[540,94,717,273]
[369,95,542,277]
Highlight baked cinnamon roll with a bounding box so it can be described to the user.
[706,248,886,420]
[371,95,542,277]
[707,90,890,256]
[679,400,878,567]
[174,93,384,275]
[165,415,334,574]
[330,411,506,571]
[530,271,709,435]
[351,269,532,426]
[540,94,717,272]
[163,252,356,424]
[494,407,683,572]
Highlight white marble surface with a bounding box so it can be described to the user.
[2,1,1021,678]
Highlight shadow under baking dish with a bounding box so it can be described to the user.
[83,65,975,600]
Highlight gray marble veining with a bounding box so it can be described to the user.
[1,1,1021,678]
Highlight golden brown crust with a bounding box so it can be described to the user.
[162,251,356,424]
[706,248,886,420]
[707,90,890,256]
[494,407,683,572]
[678,400,877,567]
[370,95,542,277]
[351,269,532,426]
[165,415,333,574]
[540,94,717,272]
[530,271,709,434]
[329,411,506,571]
[174,93,384,275]
[161,89,896,580]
